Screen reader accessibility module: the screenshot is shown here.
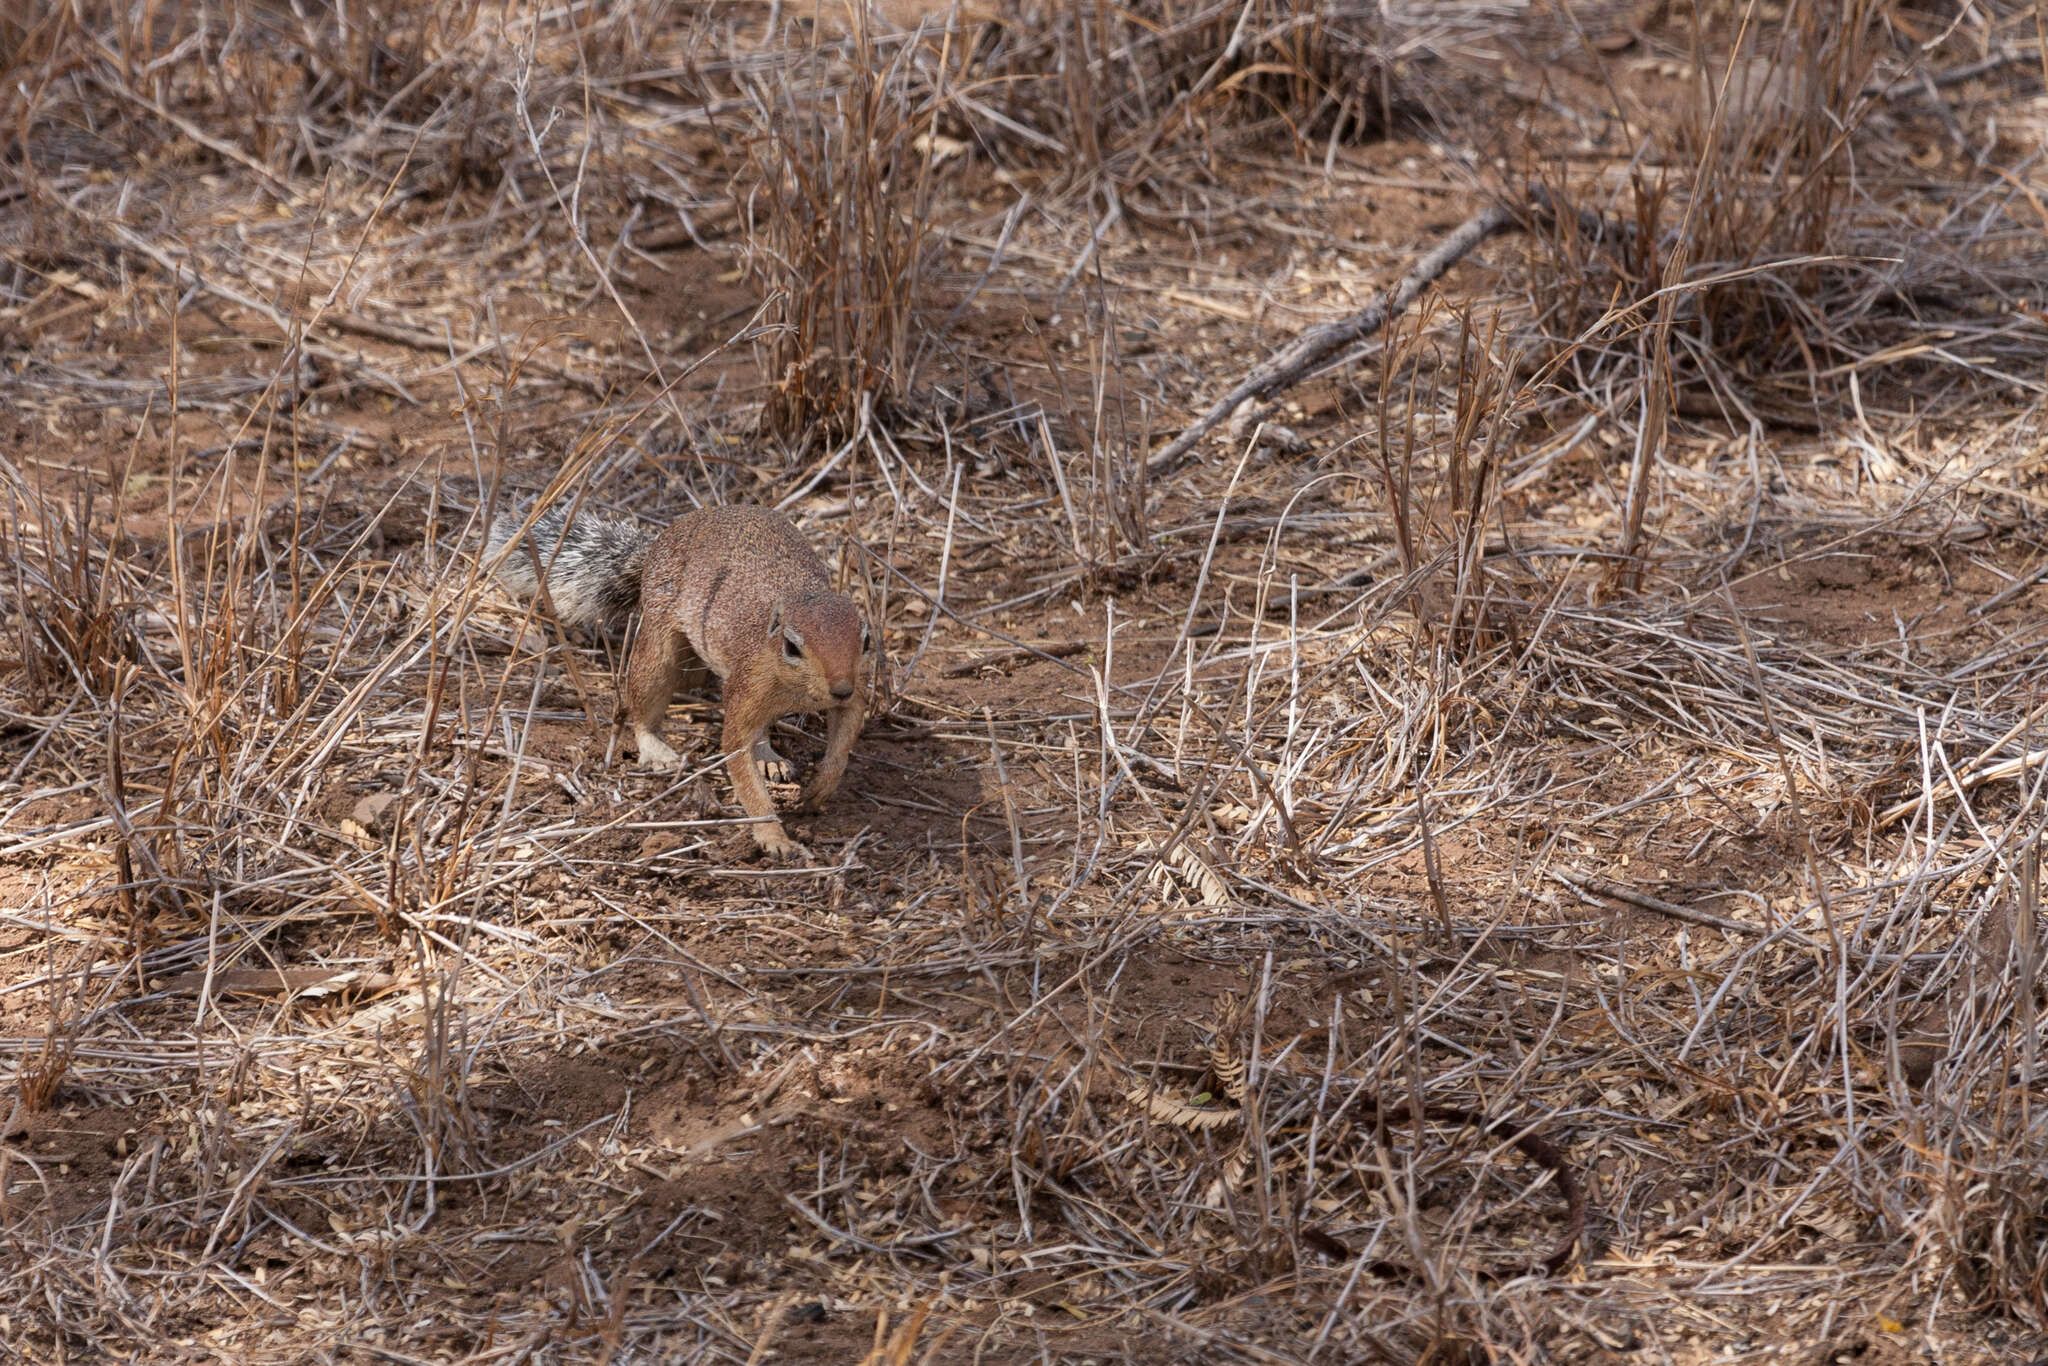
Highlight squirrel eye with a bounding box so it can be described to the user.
[783,632,804,661]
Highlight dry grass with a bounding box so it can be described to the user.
[965,0,1402,189]
[1510,0,2048,576]
[3,0,2048,1363]
[739,12,956,441]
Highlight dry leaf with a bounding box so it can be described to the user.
[1127,1084,1241,1130]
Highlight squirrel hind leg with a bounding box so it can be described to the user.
[625,619,691,768]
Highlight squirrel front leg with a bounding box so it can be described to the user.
[720,679,806,862]
[795,699,862,814]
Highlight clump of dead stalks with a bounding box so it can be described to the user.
[1515,0,2039,421]
[1369,304,1524,652]
[1506,0,2048,586]
[2,473,136,708]
[966,0,1401,191]
[1924,1126,2048,1330]
[738,16,956,441]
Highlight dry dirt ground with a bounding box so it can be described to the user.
[4,2,2048,1363]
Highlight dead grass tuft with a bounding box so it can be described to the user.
[1368,304,1524,651]
[1925,1127,2048,1330]
[1,465,137,708]
[740,16,956,441]
[1506,0,2048,584]
[6,954,93,1121]
[1523,6,2035,401]
[968,0,1405,192]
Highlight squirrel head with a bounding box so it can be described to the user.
[769,592,868,706]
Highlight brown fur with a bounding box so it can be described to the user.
[625,507,867,862]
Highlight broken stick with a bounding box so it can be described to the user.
[1146,202,1522,475]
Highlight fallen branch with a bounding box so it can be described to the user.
[1971,558,2048,616]
[941,639,1092,678]
[1878,745,2048,826]
[1146,202,1521,475]
[1550,868,1811,944]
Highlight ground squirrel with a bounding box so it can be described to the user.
[487,501,870,862]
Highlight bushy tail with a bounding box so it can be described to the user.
[484,502,652,627]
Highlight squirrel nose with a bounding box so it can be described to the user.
[830,682,854,701]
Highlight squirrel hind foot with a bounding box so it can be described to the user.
[635,732,682,768]
[753,825,811,864]
[752,740,797,785]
